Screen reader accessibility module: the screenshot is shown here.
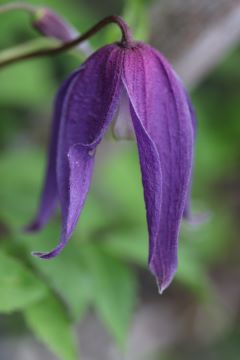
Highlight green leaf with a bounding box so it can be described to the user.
[0,149,45,227]
[32,257,91,320]
[82,244,137,347]
[0,59,55,107]
[0,250,47,313]
[18,224,92,320]
[24,294,78,360]
[101,227,148,266]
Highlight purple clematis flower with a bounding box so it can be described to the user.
[27,19,195,292]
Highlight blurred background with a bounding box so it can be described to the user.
[0,0,240,359]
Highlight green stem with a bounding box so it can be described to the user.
[0,38,58,64]
[0,38,85,67]
[0,2,37,14]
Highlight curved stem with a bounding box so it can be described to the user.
[0,2,37,14]
[0,38,59,64]
[0,15,133,69]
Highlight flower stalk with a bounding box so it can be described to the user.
[0,2,37,14]
[0,14,133,69]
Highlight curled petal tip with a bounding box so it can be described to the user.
[31,251,53,259]
[157,282,166,295]
[149,256,177,295]
[31,245,63,259]
[155,275,175,295]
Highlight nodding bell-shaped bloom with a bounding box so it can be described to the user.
[26,33,195,292]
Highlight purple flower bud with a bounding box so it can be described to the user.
[27,37,195,293]
[33,8,75,41]
[32,8,92,55]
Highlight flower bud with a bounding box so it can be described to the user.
[32,8,92,55]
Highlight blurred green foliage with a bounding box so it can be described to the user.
[0,0,239,359]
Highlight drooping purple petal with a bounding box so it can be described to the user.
[33,44,124,258]
[129,103,162,262]
[25,70,80,232]
[123,44,194,292]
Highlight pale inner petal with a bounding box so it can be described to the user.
[112,89,135,140]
